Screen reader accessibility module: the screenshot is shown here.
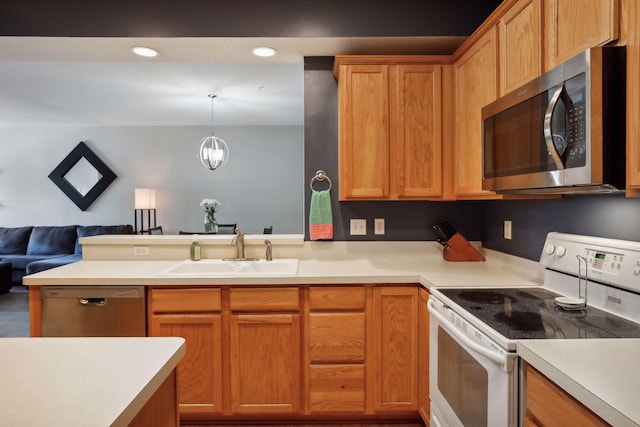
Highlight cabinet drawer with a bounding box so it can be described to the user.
[309,287,365,311]
[150,288,221,313]
[229,287,299,311]
[309,364,365,413]
[309,312,366,362]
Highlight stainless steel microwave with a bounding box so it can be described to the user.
[482,47,626,194]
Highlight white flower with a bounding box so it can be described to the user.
[200,198,220,209]
[200,198,220,223]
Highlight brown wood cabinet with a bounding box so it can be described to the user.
[229,287,301,415]
[417,288,430,424]
[524,363,609,427]
[498,0,543,95]
[335,56,444,200]
[453,28,501,199]
[306,287,367,414]
[372,286,419,412]
[544,0,619,69]
[148,288,223,417]
[625,0,640,194]
[149,284,422,423]
[128,368,180,427]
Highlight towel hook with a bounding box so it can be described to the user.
[310,170,332,191]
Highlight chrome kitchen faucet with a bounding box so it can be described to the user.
[231,228,245,259]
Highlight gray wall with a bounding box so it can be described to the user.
[0,125,303,234]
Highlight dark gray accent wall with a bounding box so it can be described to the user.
[303,57,483,242]
[0,1,501,37]
[482,194,640,260]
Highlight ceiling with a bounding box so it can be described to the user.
[0,36,469,127]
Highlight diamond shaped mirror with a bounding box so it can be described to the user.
[48,141,117,211]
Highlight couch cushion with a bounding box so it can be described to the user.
[26,254,81,275]
[26,226,78,256]
[0,227,33,255]
[1,254,67,270]
[75,224,134,254]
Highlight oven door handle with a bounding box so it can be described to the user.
[428,299,507,368]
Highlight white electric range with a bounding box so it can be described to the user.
[428,232,640,427]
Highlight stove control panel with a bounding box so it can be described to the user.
[583,249,624,273]
[540,232,640,293]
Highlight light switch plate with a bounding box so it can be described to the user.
[350,219,367,236]
[374,218,385,235]
[504,220,512,240]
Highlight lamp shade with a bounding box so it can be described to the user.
[134,188,156,209]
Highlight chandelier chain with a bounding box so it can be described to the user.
[209,94,217,135]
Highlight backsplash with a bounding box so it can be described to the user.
[482,194,640,260]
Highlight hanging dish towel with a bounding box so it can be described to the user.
[309,189,333,240]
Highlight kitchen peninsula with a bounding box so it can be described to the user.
[0,337,185,427]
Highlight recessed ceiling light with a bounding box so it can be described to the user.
[252,47,277,57]
[132,46,159,58]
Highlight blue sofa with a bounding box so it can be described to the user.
[0,225,133,290]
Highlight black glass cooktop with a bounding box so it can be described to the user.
[439,287,640,340]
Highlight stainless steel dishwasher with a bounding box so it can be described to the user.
[41,286,146,337]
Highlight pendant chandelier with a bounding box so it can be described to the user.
[199,94,229,170]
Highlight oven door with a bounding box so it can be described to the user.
[428,297,518,427]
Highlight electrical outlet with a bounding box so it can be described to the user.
[133,246,150,256]
[350,219,367,236]
[374,218,385,235]
[504,220,512,240]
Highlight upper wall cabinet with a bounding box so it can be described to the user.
[453,28,501,199]
[626,0,640,195]
[334,57,444,200]
[545,0,619,69]
[498,0,543,96]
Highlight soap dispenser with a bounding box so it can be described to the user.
[190,236,201,261]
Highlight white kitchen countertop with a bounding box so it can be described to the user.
[23,241,544,288]
[0,337,185,427]
[518,339,640,427]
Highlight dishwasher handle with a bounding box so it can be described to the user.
[78,298,107,306]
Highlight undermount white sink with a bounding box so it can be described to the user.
[159,258,299,277]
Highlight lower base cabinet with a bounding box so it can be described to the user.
[148,289,223,417]
[307,287,367,414]
[418,288,431,423]
[524,363,608,427]
[230,313,301,414]
[373,286,420,412]
[148,284,423,423]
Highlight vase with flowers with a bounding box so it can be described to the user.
[200,198,220,233]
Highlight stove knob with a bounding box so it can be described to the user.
[555,246,566,257]
[544,243,556,255]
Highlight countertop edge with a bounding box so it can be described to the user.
[112,337,186,427]
[517,340,638,427]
